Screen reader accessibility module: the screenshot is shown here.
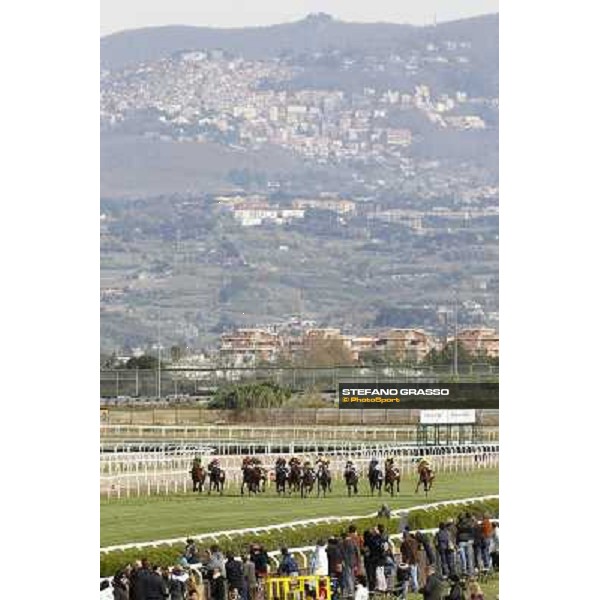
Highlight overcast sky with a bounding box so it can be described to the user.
[101,0,499,36]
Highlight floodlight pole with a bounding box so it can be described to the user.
[453,293,459,376]
[158,317,162,400]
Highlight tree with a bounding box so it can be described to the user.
[209,381,291,410]
[295,339,354,367]
[424,342,473,367]
[359,348,401,366]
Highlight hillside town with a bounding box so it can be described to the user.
[218,324,498,366]
[101,48,495,168]
[105,323,499,371]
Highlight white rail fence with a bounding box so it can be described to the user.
[101,424,499,443]
[100,494,499,555]
[100,451,499,498]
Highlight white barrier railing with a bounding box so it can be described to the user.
[100,494,498,554]
[101,423,499,444]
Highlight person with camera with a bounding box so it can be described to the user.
[419,565,445,600]
[396,561,412,600]
[445,574,466,600]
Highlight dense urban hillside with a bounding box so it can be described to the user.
[100,13,498,353]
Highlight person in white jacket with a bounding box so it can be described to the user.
[311,539,329,576]
[354,576,369,600]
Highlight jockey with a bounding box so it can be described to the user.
[345,460,356,474]
[418,458,432,472]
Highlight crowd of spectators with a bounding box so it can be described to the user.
[101,513,498,600]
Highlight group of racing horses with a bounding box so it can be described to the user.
[190,456,435,497]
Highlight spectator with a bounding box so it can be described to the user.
[243,554,257,600]
[212,568,227,600]
[434,523,454,578]
[250,544,270,579]
[326,537,344,579]
[490,523,499,572]
[456,513,475,576]
[348,524,364,556]
[128,559,142,600]
[400,530,420,594]
[396,562,411,600]
[362,528,377,590]
[473,523,485,572]
[112,569,129,600]
[467,579,484,600]
[225,553,245,597]
[415,531,436,566]
[419,565,445,600]
[340,531,361,596]
[377,504,391,518]
[145,565,169,600]
[354,575,369,600]
[446,574,466,600]
[370,526,388,592]
[311,539,329,576]
[208,545,226,577]
[186,573,201,600]
[277,548,299,577]
[185,539,201,565]
[446,519,458,550]
[132,559,152,600]
[169,565,189,600]
[162,567,171,595]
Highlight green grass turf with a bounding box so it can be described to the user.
[101,468,498,547]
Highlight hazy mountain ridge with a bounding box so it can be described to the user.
[101,13,498,72]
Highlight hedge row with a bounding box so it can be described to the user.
[101,498,498,577]
[407,498,499,530]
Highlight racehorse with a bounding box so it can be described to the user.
[316,463,332,497]
[207,460,226,495]
[241,463,261,496]
[384,460,401,496]
[415,465,435,497]
[190,463,206,493]
[368,461,383,496]
[288,459,302,494]
[300,466,316,498]
[275,459,288,495]
[344,466,359,496]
